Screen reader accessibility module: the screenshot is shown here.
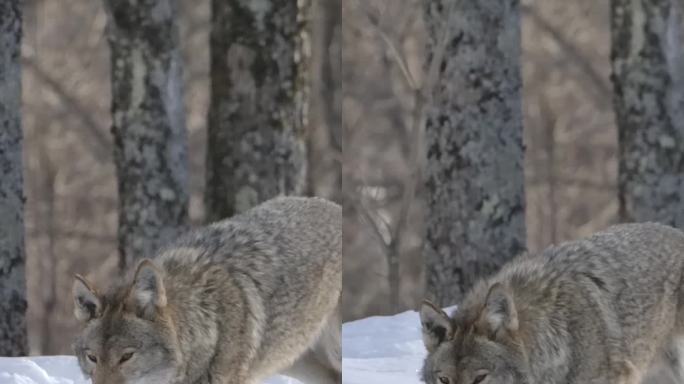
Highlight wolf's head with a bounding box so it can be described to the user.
[72,259,180,384]
[420,283,529,384]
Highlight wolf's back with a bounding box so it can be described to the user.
[161,196,342,364]
[539,222,684,287]
[158,196,341,272]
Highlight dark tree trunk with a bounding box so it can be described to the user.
[612,0,684,226]
[206,0,309,221]
[104,0,189,270]
[0,0,27,356]
[424,0,526,307]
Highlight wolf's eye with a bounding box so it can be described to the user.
[86,353,97,363]
[438,376,450,384]
[119,351,135,364]
[472,373,488,384]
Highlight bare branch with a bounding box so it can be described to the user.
[521,4,611,103]
[349,0,457,312]
[22,56,111,161]
[539,93,558,244]
[423,0,456,97]
[354,0,419,90]
[348,192,392,255]
[390,0,455,248]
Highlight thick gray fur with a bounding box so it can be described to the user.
[421,222,684,384]
[73,197,341,384]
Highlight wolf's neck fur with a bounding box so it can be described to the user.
[158,246,264,383]
[158,248,231,383]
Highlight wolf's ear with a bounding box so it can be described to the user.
[480,282,518,333]
[73,275,102,322]
[420,300,453,352]
[128,259,167,318]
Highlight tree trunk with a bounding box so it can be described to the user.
[612,0,684,226]
[308,0,341,203]
[0,0,27,356]
[206,0,309,221]
[104,0,189,270]
[424,0,526,307]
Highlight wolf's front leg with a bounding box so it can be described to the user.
[613,360,643,384]
[189,373,211,384]
[206,359,252,384]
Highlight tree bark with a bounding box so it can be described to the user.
[308,0,341,203]
[612,0,684,226]
[206,0,309,221]
[424,0,526,307]
[0,0,27,356]
[104,0,189,270]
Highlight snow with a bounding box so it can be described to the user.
[0,356,88,384]
[0,307,449,384]
[342,307,456,384]
[0,356,297,384]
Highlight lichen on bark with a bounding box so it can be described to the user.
[206,0,308,221]
[423,0,526,307]
[0,0,27,356]
[104,0,189,270]
[612,0,684,227]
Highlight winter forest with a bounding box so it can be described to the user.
[345,0,678,318]
[0,0,682,383]
[0,0,341,357]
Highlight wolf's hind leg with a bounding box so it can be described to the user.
[284,309,341,384]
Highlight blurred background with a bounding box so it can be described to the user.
[342,0,616,320]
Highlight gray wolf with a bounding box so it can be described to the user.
[421,222,684,384]
[72,196,341,384]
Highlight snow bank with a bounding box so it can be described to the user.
[0,356,88,384]
[0,356,298,384]
[0,307,444,384]
[342,307,455,384]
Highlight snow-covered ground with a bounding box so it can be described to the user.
[342,307,456,384]
[0,356,88,384]
[0,356,298,384]
[0,307,443,384]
